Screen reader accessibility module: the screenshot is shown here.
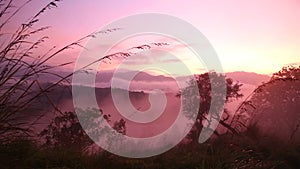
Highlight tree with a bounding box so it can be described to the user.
[232,65,300,143]
[271,65,300,80]
[39,111,93,151]
[179,72,243,143]
[39,109,127,152]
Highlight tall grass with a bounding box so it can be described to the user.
[0,0,168,142]
[0,0,89,141]
[0,0,120,141]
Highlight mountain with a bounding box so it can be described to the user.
[225,71,271,86]
[37,69,271,94]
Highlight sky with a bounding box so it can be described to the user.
[5,0,300,75]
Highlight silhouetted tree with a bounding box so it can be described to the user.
[40,109,127,152]
[39,111,93,151]
[232,65,300,142]
[180,72,243,143]
[113,119,126,135]
[272,65,300,80]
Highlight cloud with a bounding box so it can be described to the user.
[284,62,300,66]
[101,77,180,92]
[96,69,176,83]
[95,69,191,92]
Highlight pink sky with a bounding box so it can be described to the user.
[6,0,300,75]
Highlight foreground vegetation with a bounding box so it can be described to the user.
[1,127,300,169]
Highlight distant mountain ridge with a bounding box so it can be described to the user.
[225,71,271,86]
[38,70,271,91]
